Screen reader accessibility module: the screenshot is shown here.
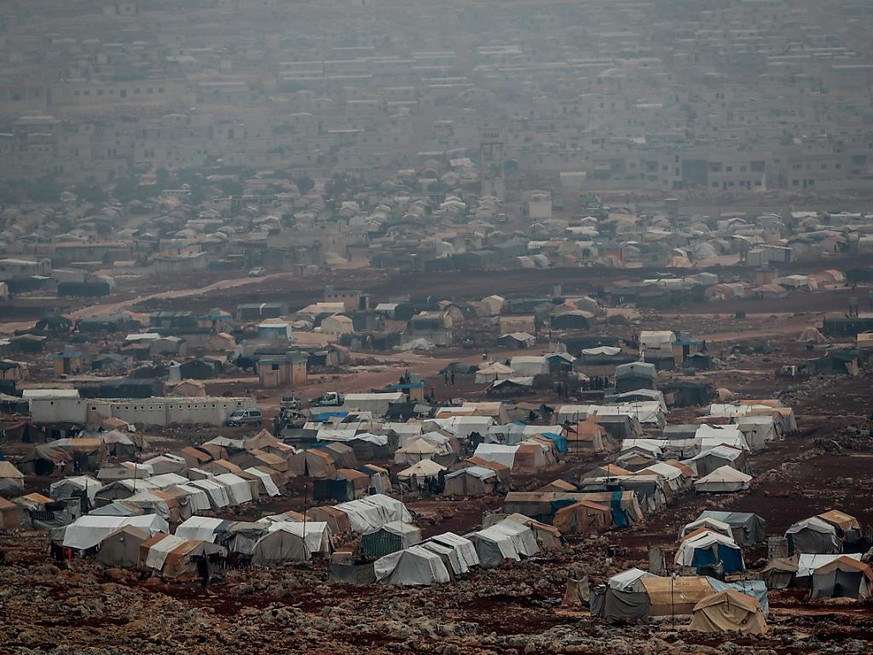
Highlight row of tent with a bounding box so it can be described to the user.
[592,571,768,633]
[763,553,873,600]
[372,516,541,585]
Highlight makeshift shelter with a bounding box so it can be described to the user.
[0,461,25,491]
[694,466,752,493]
[443,466,498,496]
[554,500,611,536]
[262,521,332,557]
[690,589,768,635]
[362,521,422,558]
[374,545,451,586]
[640,576,714,616]
[96,525,150,567]
[566,415,616,454]
[786,516,842,554]
[471,518,539,566]
[810,556,873,600]
[676,531,744,573]
[697,511,767,546]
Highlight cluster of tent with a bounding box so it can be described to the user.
[592,569,768,634]
[785,510,861,554]
[370,516,541,586]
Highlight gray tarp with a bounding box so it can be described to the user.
[697,511,766,546]
[590,586,650,623]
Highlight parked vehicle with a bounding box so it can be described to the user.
[225,409,263,427]
[280,395,301,410]
[311,391,344,407]
[248,267,267,277]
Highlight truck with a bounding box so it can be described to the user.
[311,391,345,407]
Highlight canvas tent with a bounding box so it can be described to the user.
[374,544,451,586]
[694,466,752,493]
[697,511,767,546]
[0,461,25,491]
[175,516,228,543]
[251,522,332,564]
[810,556,873,600]
[443,466,498,496]
[640,576,715,616]
[362,521,422,558]
[680,517,734,542]
[49,475,101,504]
[761,557,798,590]
[61,514,169,551]
[397,459,446,487]
[676,531,744,573]
[554,500,611,536]
[471,518,539,566]
[608,568,656,592]
[786,516,842,554]
[817,509,862,546]
[188,479,232,509]
[689,589,768,634]
[420,532,479,576]
[475,362,515,384]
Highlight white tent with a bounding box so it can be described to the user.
[676,531,745,573]
[334,494,412,533]
[176,516,226,543]
[62,514,168,550]
[244,467,281,496]
[49,475,101,503]
[695,466,752,493]
[475,362,515,384]
[144,473,190,489]
[681,517,734,541]
[608,567,657,592]
[174,484,212,512]
[374,544,451,585]
[471,518,539,567]
[420,532,480,576]
[189,479,231,508]
[394,438,443,465]
[425,416,495,440]
[509,356,549,376]
[144,534,187,571]
[397,459,446,485]
[213,473,254,505]
[797,553,862,579]
[472,443,518,469]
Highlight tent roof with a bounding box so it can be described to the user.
[693,588,761,613]
[817,509,860,532]
[696,465,753,484]
[813,555,873,580]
